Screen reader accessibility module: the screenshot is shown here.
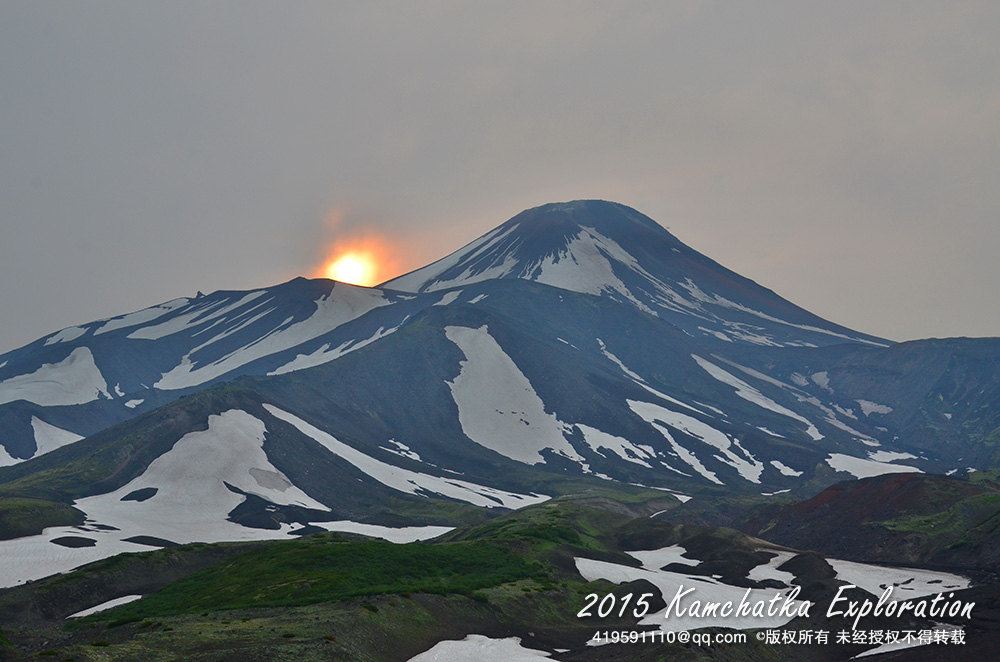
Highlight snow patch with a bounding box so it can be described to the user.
[444,325,582,465]
[0,347,109,407]
[68,595,142,619]
[0,445,21,467]
[693,355,822,441]
[127,291,267,340]
[629,399,763,483]
[268,324,399,376]
[409,635,551,661]
[825,453,921,479]
[770,460,802,477]
[747,551,796,584]
[576,424,654,468]
[856,400,893,416]
[309,521,453,543]
[827,558,968,599]
[31,417,84,457]
[0,410,332,588]
[433,290,462,306]
[94,298,190,335]
[44,326,87,346]
[867,450,917,463]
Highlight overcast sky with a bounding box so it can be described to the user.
[2,1,998,352]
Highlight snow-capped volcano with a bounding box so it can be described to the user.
[2,199,999,589]
[385,200,885,348]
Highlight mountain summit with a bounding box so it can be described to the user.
[386,200,884,348]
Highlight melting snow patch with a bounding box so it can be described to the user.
[629,545,699,569]
[598,340,705,415]
[0,445,21,467]
[534,228,657,314]
[379,439,422,462]
[692,355,822,441]
[94,298,190,335]
[309,521,452,543]
[433,290,462,306]
[867,450,917,463]
[825,453,921,479]
[629,399,762,483]
[386,224,519,292]
[856,400,893,416]
[409,635,551,661]
[445,325,583,465]
[748,551,796,584]
[44,326,87,346]
[826,558,968,599]
[127,291,267,340]
[0,347,110,407]
[31,417,84,458]
[577,424,654,468]
[268,324,399,375]
[770,460,802,477]
[0,410,334,587]
[811,371,831,390]
[67,595,142,619]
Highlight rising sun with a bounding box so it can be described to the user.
[323,252,378,286]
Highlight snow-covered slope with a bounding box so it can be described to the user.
[0,278,428,462]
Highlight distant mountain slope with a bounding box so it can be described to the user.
[0,278,430,462]
[674,472,1000,570]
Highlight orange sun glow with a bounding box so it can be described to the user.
[323,252,378,285]
[314,234,402,287]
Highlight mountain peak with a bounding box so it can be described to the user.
[506,199,674,237]
[384,201,885,348]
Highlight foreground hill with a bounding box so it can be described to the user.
[0,494,993,661]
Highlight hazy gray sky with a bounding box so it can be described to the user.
[2,1,998,352]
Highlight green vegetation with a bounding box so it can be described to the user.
[450,498,616,552]
[85,535,546,624]
[0,496,84,539]
[0,497,665,659]
[883,492,1000,558]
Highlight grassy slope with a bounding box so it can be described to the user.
[95,537,546,623]
[668,472,1000,570]
[0,496,83,540]
[0,498,656,660]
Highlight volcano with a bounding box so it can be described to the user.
[0,200,998,587]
